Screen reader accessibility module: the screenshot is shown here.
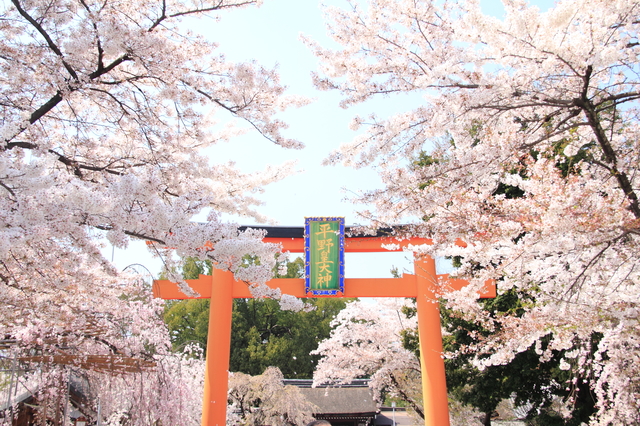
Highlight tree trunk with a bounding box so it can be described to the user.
[482,411,492,426]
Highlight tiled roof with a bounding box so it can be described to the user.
[299,387,378,416]
[283,379,370,388]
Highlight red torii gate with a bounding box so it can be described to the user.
[153,226,495,426]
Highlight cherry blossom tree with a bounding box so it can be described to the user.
[0,0,308,302]
[312,299,423,417]
[1,0,308,423]
[1,275,206,425]
[306,0,640,423]
[228,366,317,426]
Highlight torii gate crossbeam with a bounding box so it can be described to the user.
[153,227,495,426]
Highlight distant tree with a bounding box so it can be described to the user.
[182,257,213,281]
[164,298,211,352]
[312,299,423,418]
[227,366,317,426]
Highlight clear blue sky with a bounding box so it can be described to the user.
[112,0,554,279]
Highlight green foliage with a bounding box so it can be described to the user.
[413,151,442,190]
[493,180,526,200]
[163,256,350,378]
[230,296,349,378]
[182,257,212,279]
[550,139,596,178]
[274,255,304,278]
[164,298,211,352]
[159,256,211,280]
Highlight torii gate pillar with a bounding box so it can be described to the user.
[153,226,495,426]
[202,268,234,426]
[415,256,449,426]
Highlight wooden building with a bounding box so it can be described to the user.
[286,379,378,426]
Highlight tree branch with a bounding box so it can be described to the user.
[149,0,259,31]
[0,178,17,200]
[92,225,167,246]
[2,52,132,148]
[573,66,640,218]
[11,0,79,81]
[78,0,105,72]
[389,372,425,419]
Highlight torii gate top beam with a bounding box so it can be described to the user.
[241,225,434,253]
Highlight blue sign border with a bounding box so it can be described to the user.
[304,217,345,296]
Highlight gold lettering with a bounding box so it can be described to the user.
[315,223,334,239]
[316,238,334,252]
[317,273,333,288]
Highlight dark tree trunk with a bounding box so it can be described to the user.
[482,411,492,426]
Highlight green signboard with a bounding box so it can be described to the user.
[305,217,345,296]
